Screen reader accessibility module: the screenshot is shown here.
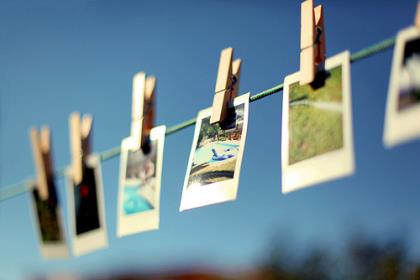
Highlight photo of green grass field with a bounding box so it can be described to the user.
[288,66,344,165]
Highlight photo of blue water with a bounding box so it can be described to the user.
[123,183,154,215]
[193,143,239,165]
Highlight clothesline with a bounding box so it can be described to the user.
[0,36,396,202]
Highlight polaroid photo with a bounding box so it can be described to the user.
[117,125,166,237]
[66,154,108,256]
[29,181,68,260]
[384,26,420,147]
[281,51,354,193]
[180,93,250,211]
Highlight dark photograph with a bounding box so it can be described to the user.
[32,180,63,242]
[398,37,420,110]
[74,166,100,235]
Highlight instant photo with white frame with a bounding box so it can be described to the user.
[117,125,166,237]
[29,181,68,260]
[384,26,420,147]
[66,154,107,256]
[281,51,354,193]
[180,93,249,211]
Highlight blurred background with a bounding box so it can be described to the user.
[1,0,420,279]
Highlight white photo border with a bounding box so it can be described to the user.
[179,93,250,211]
[117,125,166,237]
[281,51,354,193]
[384,26,420,147]
[66,154,108,256]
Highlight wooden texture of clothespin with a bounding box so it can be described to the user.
[69,112,93,185]
[300,0,326,86]
[210,47,242,124]
[130,72,156,150]
[30,126,53,200]
[415,1,420,28]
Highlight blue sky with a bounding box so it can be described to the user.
[1,0,420,279]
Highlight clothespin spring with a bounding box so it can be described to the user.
[300,26,324,53]
[214,74,239,101]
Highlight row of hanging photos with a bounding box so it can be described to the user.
[28,0,420,259]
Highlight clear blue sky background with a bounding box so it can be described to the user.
[1,0,420,279]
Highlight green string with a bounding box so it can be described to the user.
[0,36,396,202]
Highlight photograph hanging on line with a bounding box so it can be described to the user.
[180,93,249,211]
[74,166,100,235]
[281,51,354,193]
[125,142,157,213]
[384,26,420,147]
[117,125,166,237]
[67,154,108,256]
[29,180,68,259]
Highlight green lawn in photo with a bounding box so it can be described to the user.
[289,66,344,165]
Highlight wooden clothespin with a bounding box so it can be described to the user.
[30,126,53,200]
[415,1,420,28]
[300,0,326,85]
[210,47,242,124]
[69,112,93,185]
[130,72,156,150]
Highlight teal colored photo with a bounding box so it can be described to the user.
[123,182,154,215]
[123,140,158,215]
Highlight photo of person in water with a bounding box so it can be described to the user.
[180,94,249,211]
[187,103,244,188]
[117,126,166,237]
[123,140,158,215]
